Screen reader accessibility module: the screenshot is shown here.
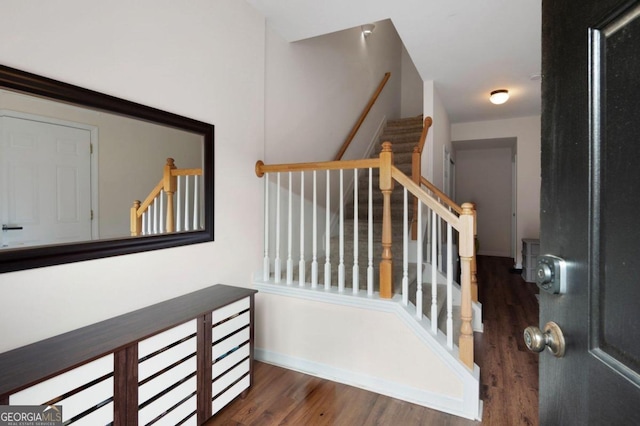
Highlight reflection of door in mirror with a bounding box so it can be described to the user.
[0,88,203,245]
[1,113,96,249]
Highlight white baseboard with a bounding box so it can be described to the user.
[477,250,511,257]
[255,347,481,421]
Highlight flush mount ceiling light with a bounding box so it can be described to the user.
[361,24,375,37]
[489,89,509,105]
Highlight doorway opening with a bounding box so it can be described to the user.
[452,137,517,259]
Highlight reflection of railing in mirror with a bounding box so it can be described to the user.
[130,158,203,236]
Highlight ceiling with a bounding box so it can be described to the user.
[245,0,541,124]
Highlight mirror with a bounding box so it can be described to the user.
[0,64,214,273]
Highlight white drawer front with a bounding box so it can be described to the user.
[10,354,113,425]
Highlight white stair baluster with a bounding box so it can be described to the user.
[437,214,443,272]
[287,172,293,285]
[160,191,165,234]
[145,208,151,235]
[447,223,454,349]
[263,174,270,282]
[324,170,331,291]
[176,176,182,232]
[426,208,431,261]
[274,173,281,283]
[431,209,438,333]
[193,175,200,230]
[153,197,159,235]
[416,201,423,319]
[402,187,409,306]
[299,172,305,286]
[142,213,147,236]
[184,176,190,231]
[312,171,318,288]
[367,168,374,297]
[352,168,359,294]
[338,169,345,292]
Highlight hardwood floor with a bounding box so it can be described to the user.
[474,256,540,425]
[206,256,539,425]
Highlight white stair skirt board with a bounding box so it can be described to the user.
[254,284,482,421]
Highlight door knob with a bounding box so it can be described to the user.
[524,321,566,357]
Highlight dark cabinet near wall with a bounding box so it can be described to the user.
[0,284,257,425]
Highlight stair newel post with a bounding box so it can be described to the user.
[131,200,142,236]
[471,203,478,303]
[411,145,421,240]
[379,142,394,299]
[459,202,476,369]
[163,158,177,233]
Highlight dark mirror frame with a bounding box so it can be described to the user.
[0,64,214,273]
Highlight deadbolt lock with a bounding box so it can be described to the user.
[536,255,566,294]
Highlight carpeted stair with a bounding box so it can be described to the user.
[313,117,450,322]
[313,116,423,291]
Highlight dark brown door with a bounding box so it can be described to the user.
[540,0,640,424]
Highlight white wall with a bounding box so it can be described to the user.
[264,19,402,164]
[400,45,423,117]
[456,147,513,257]
[0,0,266,353]
[423,81,451,189]
[262,18,404,266]
[452,116,540,267]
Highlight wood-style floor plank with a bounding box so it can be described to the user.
[206,256,539,425]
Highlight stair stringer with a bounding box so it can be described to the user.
[253,280,482,421]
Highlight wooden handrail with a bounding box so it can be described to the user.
[137,178,165,216]
[415,116,433,155]
[334,72,391,161]
[420,176,463,215]
[420,176,478,302]
[255,158,380,177]
[392,168,461,230]
[172,168,203,176]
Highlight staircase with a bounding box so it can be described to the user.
[254,115,482,421]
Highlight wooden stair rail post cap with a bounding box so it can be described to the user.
[255,160,265,177]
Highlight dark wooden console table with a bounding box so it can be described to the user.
[0,284,257,425]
